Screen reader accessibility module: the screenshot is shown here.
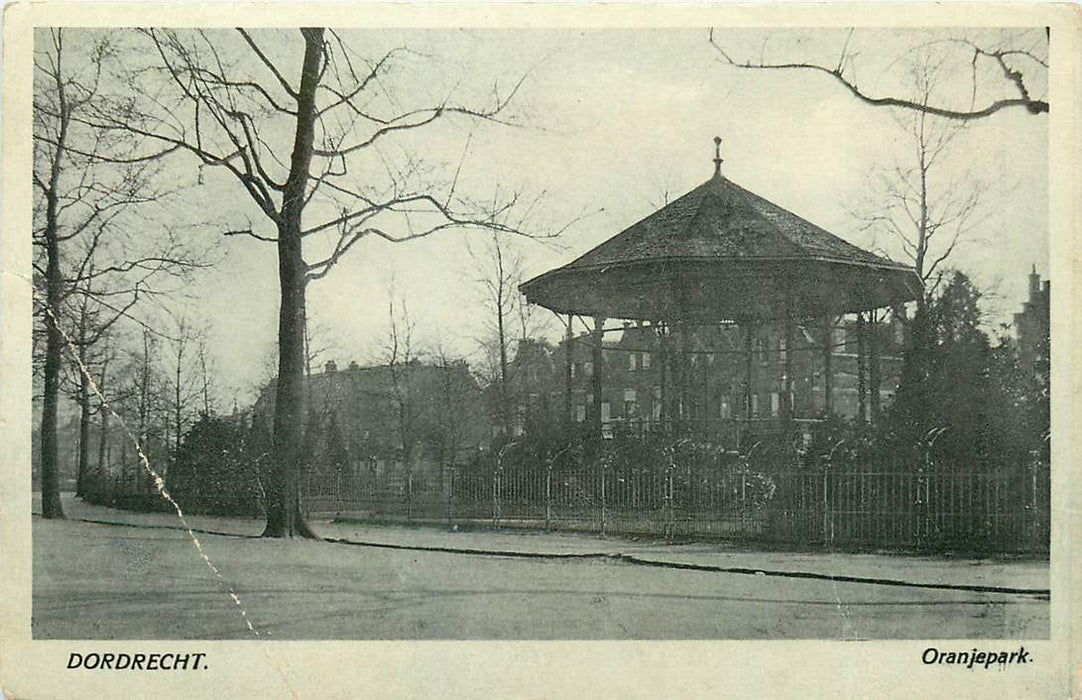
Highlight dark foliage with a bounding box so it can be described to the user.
[888,272,1043,473]
[165,414,267,516]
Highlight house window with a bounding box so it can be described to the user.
[584,361,593,376]
[570,363,578,379]
[720,396,731,419]
[628,353,637,371]
[575,404,586,423]
[706,352,715,365]
[770,392,780,416]
[623,389,637,417]
[642,352,651,370]
[754,338,766,363]
[751,394,759,415]
[600,401,611,423]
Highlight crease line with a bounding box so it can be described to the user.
[51,514,1050,597]
[36,294,261,638]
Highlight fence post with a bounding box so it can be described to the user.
[545,463,553,531]
[740,471,748,531]
[492,466,501,528]
[821,469,831,546]
[336,472,343,517]
[446,464,455,529]
[600,459,607,538]
[664,461,674,541]
[1029,451,1039,550]
[406,469,413,525]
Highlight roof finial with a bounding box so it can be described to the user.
[712,136,723,177]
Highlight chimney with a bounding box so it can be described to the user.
[1029,264,1040,301]
[348,360,359,371]
[325,360,337,374]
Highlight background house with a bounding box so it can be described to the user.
[1014,266,1051,386]
[505,318,905,440]
[254,359,488,490]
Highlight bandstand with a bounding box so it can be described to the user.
[520,139,922,448]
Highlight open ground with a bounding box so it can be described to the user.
[32,495,1048,640]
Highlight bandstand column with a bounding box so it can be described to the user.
[678,321,691,430]
[856,311,868,422]
[869,310,881,424]
[591,315,605,437]
[565,314,573,425]
[822,315,834,416]
[743,322,755,422]
[658,322,669,432]
[783,302,795,422]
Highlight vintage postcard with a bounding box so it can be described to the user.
[2,2,1079,699]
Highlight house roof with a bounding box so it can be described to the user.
[521,171,921,322]
[254,361,480,421]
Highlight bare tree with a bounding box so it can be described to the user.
[430,346,473,469]
[86,28,562,537]
[839,55,988,421]
[33,28,203,518]
[470,232,556,436]
[852,57,986,288]
[469,232,524,436]
[99,328,172,495]
[196,335,214,418]
[95,348,115,483]
[384,293,422,522]
[67,286,110,498]
[165,317,210,462]
[708,28,1048,120]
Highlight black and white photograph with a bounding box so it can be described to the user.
[2,4,1078,699]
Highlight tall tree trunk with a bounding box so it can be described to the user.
[39,63,69,519]
[76,358,91,499]
[139,331,150,452]
[262,27,324,539]
[497,291,510,436]
[40,280,65,518]
[174,350,182,461]
[97,360,110,499]
[198,344,211,417]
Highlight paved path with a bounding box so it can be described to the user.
[30,495,1048,640]
[39,494,1049,593]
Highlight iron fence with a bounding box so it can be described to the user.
[304,459,1050,554]
[79,447,1050,554]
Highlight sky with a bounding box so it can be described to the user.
[75,27,1049,405]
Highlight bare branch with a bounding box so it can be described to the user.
[707,28,1049,120]
[236,28,299,100]
[224,227,278,243]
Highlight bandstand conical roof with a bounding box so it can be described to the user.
[521,164,921,323]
